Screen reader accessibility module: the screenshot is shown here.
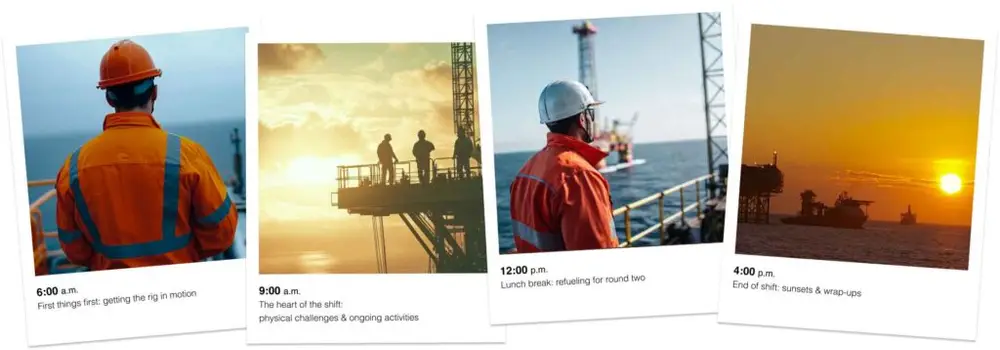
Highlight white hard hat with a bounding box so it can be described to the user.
[537,80,603,124]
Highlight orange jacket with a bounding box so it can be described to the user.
[509,133,619,253]
[55,112,238,270]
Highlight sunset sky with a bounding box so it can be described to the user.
[742,25,984,226]
[258,43,478,273]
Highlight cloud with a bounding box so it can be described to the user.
[258,111,365,169]
[830,169,975,190]
[258,43,482,179]
[259,44,325,74]
[356,56,385,73]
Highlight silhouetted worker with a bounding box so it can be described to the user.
[412,130,435,185]
[377,133,399,185]
[454,128,474,178]
[509,80,618,253]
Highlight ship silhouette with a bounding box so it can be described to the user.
[900,205,917,225]
[780,190,873,229]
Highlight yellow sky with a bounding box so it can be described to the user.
[742,25,984,226]
[257,43,479,273]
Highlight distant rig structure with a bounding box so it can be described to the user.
[554,14,731,249]
[332,42,487,274]
[571,14,728,191]
[738,152,784,224]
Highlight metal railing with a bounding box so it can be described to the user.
[27,179,80,272]
[337,156,482,190]
[612,173,717,248]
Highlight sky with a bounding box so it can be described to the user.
[742,25,984,226]
[16,27,247,136]
[487,13,716,153]
[257,43,477,273]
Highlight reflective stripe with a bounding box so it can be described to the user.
[513,220,564,251]
[515,173,555,192]
[69,147,104,245]
[162,134,181,240]
[198,194,232,225]
[58,229,82,243]
[67,134,192,260]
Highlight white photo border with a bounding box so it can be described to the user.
[475,0,738,325]
[2,11,254,347]
[717,1,998,341]
[245,5,505,344]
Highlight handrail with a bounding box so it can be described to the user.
[28,179,56,187]
[613,173,717,247]
[337,156,483,189]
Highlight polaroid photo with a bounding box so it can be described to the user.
[717,1,996,340]
[476,0,737,325]
[3,13,251,347]
[245,7,505,344]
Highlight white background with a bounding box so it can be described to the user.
[2,0,1000,349]
[717,0,997,341]
[244,7,504,344]
[0,8,253,347]
[476,0,737,325]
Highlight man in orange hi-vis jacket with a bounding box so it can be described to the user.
[508,80,619,253]
[54,39,238,270]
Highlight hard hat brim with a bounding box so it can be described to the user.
[97,69,162,89]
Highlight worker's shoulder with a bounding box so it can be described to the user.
[171,134,216,173]
[551,147,596,172]
[521,147,598,181]
[173,134,209,154]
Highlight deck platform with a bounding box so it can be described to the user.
[337,177,484,216]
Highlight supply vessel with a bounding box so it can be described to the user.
[780,190,873,229]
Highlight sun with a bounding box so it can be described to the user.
[940,173,962,195]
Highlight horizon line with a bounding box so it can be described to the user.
[763,213,973,228]
[494,136,725,154]
[23,116,246,138]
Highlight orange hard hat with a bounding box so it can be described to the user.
[97,39,162,89]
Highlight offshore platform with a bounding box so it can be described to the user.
[566,14,729,248]
[738,151,784,224]
[900,205,917,225]
[573,20,644,171]
[332,42,487,274]
[28,129,248,276]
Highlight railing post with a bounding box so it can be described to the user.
[679,187,685,221]
[696,181,702,214]
[624,208,632,246]
[658,195,665,245]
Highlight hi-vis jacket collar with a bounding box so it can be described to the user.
[545,132,608,168]
[103,112,162,131]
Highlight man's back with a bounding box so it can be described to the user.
[378,141,393,164]
[68,127,177,241]
[509,133,619,253]
[455,137,473,158]
[55,113,238,270]
[413,139,434,160]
